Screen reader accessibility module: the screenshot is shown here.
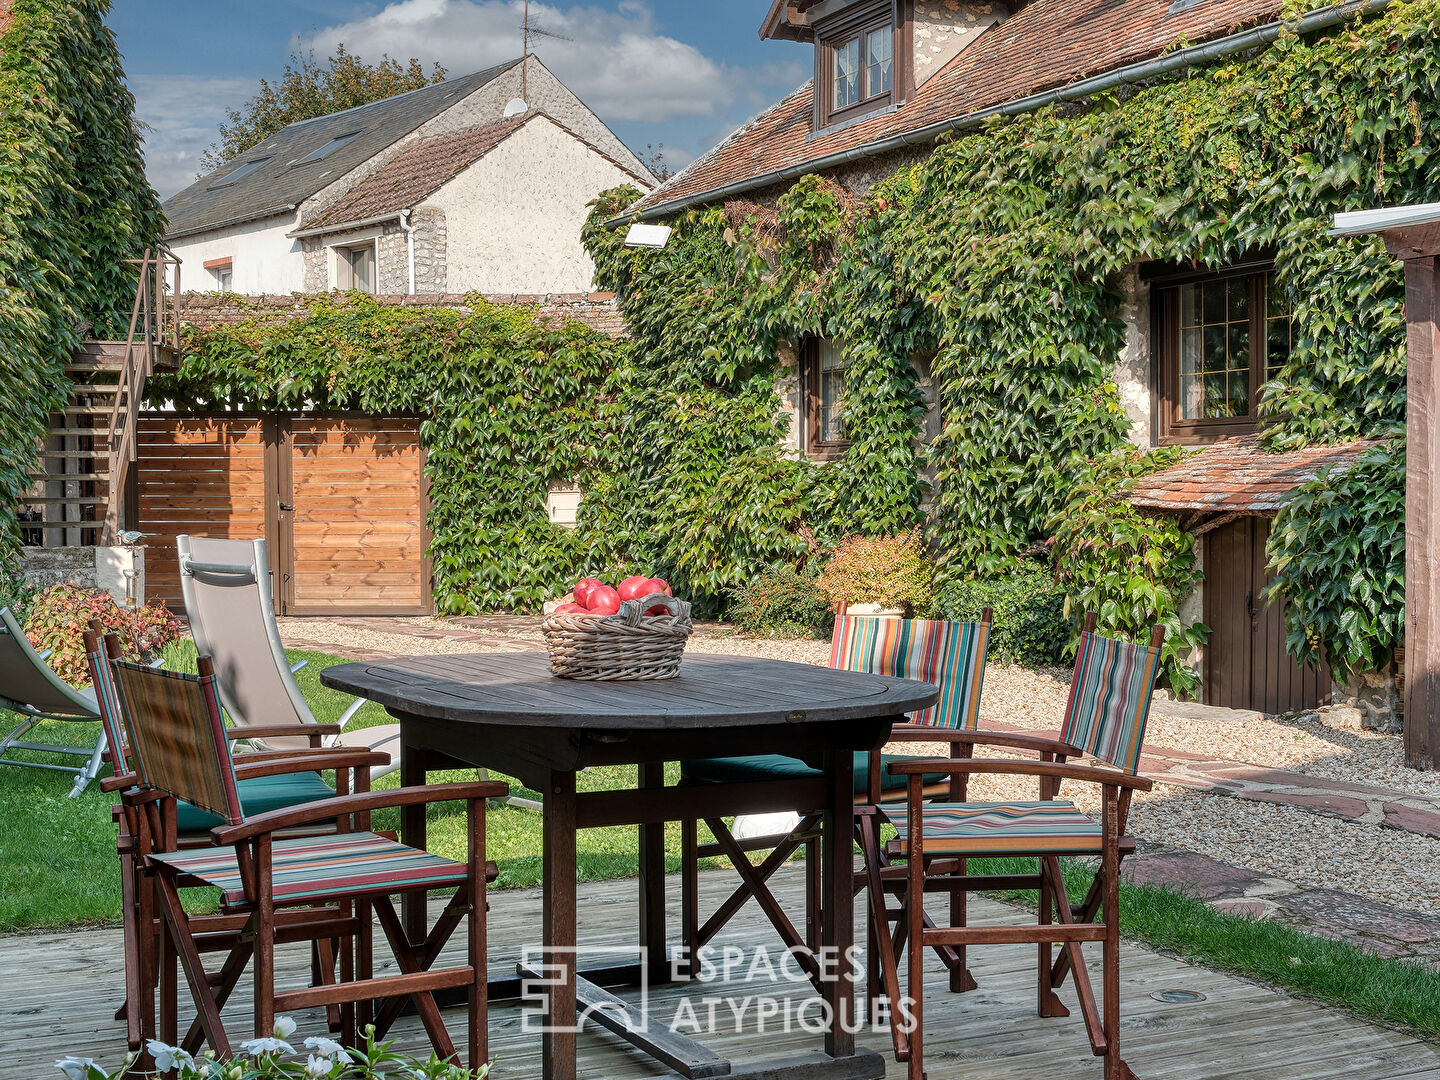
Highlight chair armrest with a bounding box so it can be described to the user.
[101,772,140,793]
[336,697,366,730]
[234,747,353,764]
[226,723,342,742]
[290,659,309,673]
[887,757,1154,792]
[212,781,511,844]
[942,728,1085,758]
[232,750,390,781]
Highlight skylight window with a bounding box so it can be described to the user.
[207,157,272,189]
[294,130,363,166]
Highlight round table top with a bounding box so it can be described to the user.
[321,650,938,730]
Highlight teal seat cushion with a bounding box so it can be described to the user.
[176,770,336,834]
[680,752,947,795]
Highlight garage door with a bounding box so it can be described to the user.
[135,415,429,616]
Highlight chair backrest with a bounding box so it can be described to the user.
[178,535,316,751]
[830,609,991,730]
[111,656,242,826]
[1060,617,1165,775]
[0,606,99,720]
[83,628,131,776]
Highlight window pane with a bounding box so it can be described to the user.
[1228,322,1250,371]
[834,39,860,111]
[1263,272,1294,383]
[1203,326,1226,373]
[351,247,374,294]
[1179,372,1204,420]
[1203,280,1226,325]
[867,28,892,98]
[1227,277,1250,321]
[818,339,847,443]
[1180,327,1202,375]
[1179,283,1200,328]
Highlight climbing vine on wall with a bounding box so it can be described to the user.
[584,0,1434,685]
[155,296,629,615]
[0,0,165,564]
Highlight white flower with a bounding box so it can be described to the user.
[239,1037,295,1058]
[54,1058,96,1080]
[273,1016,298,1040]
[146,1041,195,1073]
[304,1054,334,1079]
[303,1037,351,1063]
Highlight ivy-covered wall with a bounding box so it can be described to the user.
[0,0,165,564]
[580,0,1430,687]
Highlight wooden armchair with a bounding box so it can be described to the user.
[873,614,1165,1080]
[109,653,506,1067]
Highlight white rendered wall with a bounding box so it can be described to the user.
[168,216,306,294]
[433,118,639,294]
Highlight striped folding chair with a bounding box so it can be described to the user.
[85,627,386,1058]
[881,613,1165,1080]
[110,654,505,1067]
[678,605,991,999]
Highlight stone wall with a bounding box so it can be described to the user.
[175,289,627,338]
[913,1,1009,87]
[20,546,145,604]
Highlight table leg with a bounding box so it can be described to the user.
[638,762,667,983]
[822,749,856,1059]
[543,768,578,1080]
[401,732,428,946]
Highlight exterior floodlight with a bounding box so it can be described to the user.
[624,223,672,249]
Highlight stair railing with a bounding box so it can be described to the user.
[102,248,181,544]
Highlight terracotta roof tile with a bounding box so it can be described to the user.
[305,112,651,231]
[1127,435,1382,514]
[633,0,1284,216]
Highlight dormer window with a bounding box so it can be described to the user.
[815,2,903,129]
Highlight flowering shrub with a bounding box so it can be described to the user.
[23,584,184,685]
[55,1020,492,1080]
[815,530,933,615]
[728,564,834,639]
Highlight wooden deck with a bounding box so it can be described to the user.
[4,866,1438,1079]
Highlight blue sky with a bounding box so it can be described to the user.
[109,1,811,200]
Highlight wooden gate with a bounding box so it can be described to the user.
[1204,516,1329,713]
[135,415,429,616]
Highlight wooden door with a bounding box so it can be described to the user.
[1204,517,1329,713]
[136,415,428,616]
[134,416,271,610]
[276,417,429,616]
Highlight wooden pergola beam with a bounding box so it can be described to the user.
[1334,202,1440,768]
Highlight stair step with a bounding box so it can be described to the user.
[64,361,124,374]
[47,429,113,439]
[27,472,109,483]
[25,520,105,530]
[68,384,120,395]
[36,449,107,459]
[22,496,107,505]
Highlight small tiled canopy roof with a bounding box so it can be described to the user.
[1127,435,1383,515]
[630,0,1283,218]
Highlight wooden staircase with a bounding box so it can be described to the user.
[21,250,182,546]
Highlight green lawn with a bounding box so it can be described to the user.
[3,644,1439,1041]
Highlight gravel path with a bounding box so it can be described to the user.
[276,618,1440,915]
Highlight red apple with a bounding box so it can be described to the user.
[617,575,652,602]
[644,577,672,597]
[553,602,588,615]
[588,585,621,615]
[573,577,603,606]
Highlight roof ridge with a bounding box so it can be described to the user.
[282,58,523,132]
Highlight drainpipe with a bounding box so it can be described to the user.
[607,0,1393,226]
[399,209,416,295]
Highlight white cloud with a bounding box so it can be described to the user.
[298,0,738,125]
[130,74,254,200]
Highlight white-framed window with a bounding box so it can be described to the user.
[204,257,234,293]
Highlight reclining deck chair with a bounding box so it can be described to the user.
[678,607,992,996]
[0,605,105,796]
[178,536,400,776]
[879,614,1165,1080]
[85,625,390,1058]
[111,652,504,1066]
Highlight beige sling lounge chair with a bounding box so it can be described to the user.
[177,536,401,777]
[0,605,105,796]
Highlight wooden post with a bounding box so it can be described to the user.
[1384,224,1440,768]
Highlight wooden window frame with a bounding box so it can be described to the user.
[1150,261,1288,445]
[801,336,851,460]
[334,240,379,294]
[813,1,911,130]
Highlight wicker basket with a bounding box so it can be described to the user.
[542,592,694,680]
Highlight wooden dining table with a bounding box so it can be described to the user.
[322,650,938,1080]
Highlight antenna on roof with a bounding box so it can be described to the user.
[521,0,572,100]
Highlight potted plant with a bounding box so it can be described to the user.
[816,530,933,618]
